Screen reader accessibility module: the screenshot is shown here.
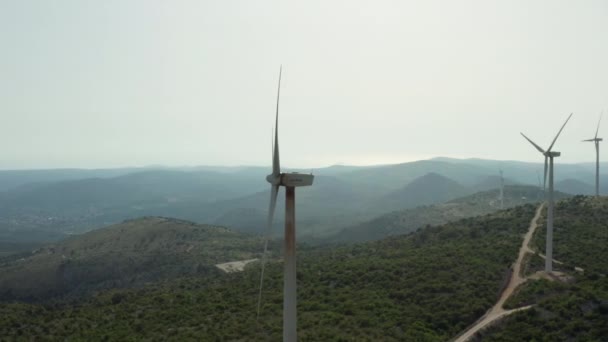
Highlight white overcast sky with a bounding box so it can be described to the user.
[1,0,607,169]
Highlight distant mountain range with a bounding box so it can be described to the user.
[0,157,605,253]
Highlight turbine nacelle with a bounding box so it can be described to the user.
[282,173,314,187]
[265,173,315,187]
[520,113,572,191]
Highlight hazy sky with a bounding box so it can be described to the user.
[1,1,607,169]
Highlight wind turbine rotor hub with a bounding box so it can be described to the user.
[266,174,282,185]
[546,151,561,157]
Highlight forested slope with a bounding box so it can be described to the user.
[0,205,537,341]
[473,196,608,341]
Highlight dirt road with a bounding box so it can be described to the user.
[453,203,544,342]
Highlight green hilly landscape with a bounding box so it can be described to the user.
[0,160,606,341]
[4,3,607,340]
[0,204,537,340]
[0,196,604,340]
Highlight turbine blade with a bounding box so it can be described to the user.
[547,113,573,152]
[272,66,282,177]
[520,133,545,153]
[582,138,596,142]
[595,111,603,139]
[257,184,279,319]
[543,156,548,191]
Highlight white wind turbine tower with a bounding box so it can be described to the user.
[582,112,603,198]
[520,113,573,273]
[257,67,314,342]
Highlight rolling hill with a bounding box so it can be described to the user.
[330,185,559,243]
[373,172,469,212]
[0,217,267,301]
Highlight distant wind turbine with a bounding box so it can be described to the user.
[257,67,314,342]
[582,112,603,197]
[520,113,573,273]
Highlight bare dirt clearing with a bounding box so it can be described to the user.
[215,258,258,273]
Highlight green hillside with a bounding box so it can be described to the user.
[471,196,608,341]
[2,197,604,340]
[531,195,608,274]
[0,217,266,301]
[0,205,538,340]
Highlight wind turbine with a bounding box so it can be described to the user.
[520,113,573,273]
[257,67,314,342]
[499,169,504,210]
[582,112,603,197]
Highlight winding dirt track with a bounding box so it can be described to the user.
[453,203,545,342]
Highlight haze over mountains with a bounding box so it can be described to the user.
[0,157,606,255]
[330,185,570,243]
